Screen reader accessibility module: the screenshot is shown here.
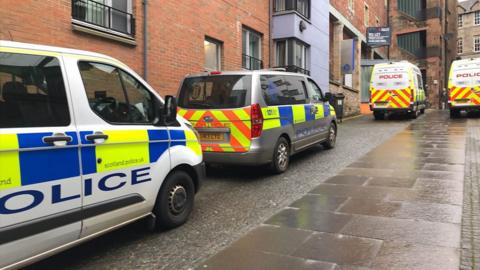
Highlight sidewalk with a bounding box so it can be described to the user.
[197,111,468,270]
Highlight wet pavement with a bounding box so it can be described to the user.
[198,111,471,270]
[28,111,410,269]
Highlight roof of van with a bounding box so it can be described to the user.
[185,70,312,78]
[0,40,119,62]
[452,57,480,65]
[373,61,419,69]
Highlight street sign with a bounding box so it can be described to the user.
[367,27,391,47]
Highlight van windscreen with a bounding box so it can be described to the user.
[178,75,251,109]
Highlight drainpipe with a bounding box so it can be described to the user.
[143,0,148,81]
[387,0,390,60]
[269,0,273,68]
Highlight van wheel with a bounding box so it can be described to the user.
[153,171,195,230]
[271,137,290,174]
[322,123,337,150]
[373,111,384,120]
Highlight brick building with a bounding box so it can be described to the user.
[0,0,270,96]
[457,0,480,59]
[388,0,457,109]
[329,0,389,116]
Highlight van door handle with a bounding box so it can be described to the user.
[42,134,73,145]
[85,133,109,141]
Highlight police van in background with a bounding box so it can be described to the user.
[176,70,337,174]
[369,61,426,120]
[448,58,480,118]
[0,41,204,269]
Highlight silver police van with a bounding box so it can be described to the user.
[177,70,338,173]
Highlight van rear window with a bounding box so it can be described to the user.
[178,75,251,109]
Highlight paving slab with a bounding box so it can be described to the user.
[197,111,467,269]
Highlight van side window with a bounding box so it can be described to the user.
[260,75,307,106]
[416,74,424,90]
[0,52,70,128]
[78,62,155,124]
[307,79,324,103]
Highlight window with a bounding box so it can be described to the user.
[72,0,135,36]
[242,28,262,70]
[458,14,463,27]
[78,62,155,124]
[178,75,252,109]
[260,75,307,105]
[364,4,369,26]
[475,36,480,53]
[307,79,324,103]
[458,38,463,54]
[476,11,480,25]
[204,37,222,71]
[416,74,424,90]
[397,31,427,58]
[275,39,310,74]
[398,0,427,20]
[0,53,70,128]
[376,17,380,26]
[348,0,354,13]
[273,0,310,19]
[294,41,308,70]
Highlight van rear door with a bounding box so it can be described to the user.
[178,75,252,153]
[450,62,480,106]
[371,67,412,109]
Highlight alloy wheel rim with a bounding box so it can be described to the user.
[277,143,288,169]
[169,185,187,215]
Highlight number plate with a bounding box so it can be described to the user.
[199,132,224,141]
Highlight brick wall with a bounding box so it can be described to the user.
[0,0,270,96]
[331,0,388,34]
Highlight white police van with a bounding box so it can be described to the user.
[0,41,204,269]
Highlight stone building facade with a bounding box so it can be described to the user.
[388,0,457,109]
[329,0,389,116]
[0,0,270,96]
[457,0,480,59]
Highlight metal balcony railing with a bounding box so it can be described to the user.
[276,65,310,75]
[242,54,264,70]
[72,0,135,36]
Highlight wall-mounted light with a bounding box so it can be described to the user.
[299,20,307,32]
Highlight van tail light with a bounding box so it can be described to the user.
[410,88,414,103]
[251,103,263,138]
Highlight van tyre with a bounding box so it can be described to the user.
[322,123,337,150]
[153,171,195,230]
[373,111,384,120]
[271,137,290,174]
[409,110,418,119]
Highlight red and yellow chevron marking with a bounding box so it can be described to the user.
[178,107,252,153]
[449,86,480,106]
[370,88,412,109]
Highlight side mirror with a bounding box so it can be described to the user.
[163,95,178,125]
[323,92,332,103]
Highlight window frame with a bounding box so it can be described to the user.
[0,52,72,129]
[474,36,480,53]
[273,0,311,20]
[348,0,355,13]
[364,3,369,27]
[274,38,310,71]
[77,60,158,126]
[457,38,463,55]
[204,37,223,71]
[475,11,480,25]
[242,27,263,70]
[71,0,135,37]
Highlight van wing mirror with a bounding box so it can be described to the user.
[163,95,178,125]
[323,92,332,103]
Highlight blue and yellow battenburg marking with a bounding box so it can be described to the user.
[0,129,200,191]
[262,103,334,130]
